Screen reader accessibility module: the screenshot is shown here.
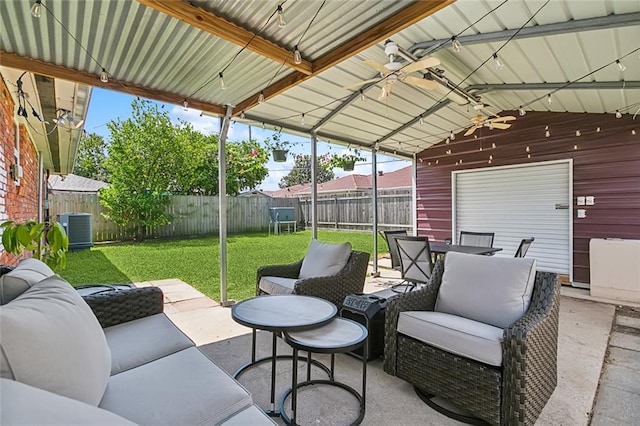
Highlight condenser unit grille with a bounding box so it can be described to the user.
[58,213,93,249]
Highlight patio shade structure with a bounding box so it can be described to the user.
[2,0,639,302]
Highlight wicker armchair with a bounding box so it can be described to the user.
[82,287,164,328]
[256,250,370,308]
[384,256,560,426]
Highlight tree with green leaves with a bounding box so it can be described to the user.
[279,154,334,188]
[73,132,109,182]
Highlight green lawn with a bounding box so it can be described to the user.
[57,230,387,302]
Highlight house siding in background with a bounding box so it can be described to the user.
[416,111,640,284]
[0,77,42,265]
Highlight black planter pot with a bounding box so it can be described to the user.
[272,149,288,162]
[342,161,355,171]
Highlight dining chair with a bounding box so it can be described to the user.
[392,236,434,293]
[514,237,535,258]
[381,230,408,271]
[459,231,495,247]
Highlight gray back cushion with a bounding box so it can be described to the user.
[299,240,352,279]
[0,275,111,406]
[435,252,536,328]
[0,258,55,305]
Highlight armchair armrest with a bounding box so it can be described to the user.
[256,259,304,295]
[294,251,370,308]
[383,259,444,375]
[82,287,164,328]
[502,271,560,424]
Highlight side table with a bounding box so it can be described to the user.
[281,318,368,426]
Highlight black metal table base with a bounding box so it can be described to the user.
[280,379,365,426]
[414,386,489,426]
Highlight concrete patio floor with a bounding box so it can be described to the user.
[135,263,639,425]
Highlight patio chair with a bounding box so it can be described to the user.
[384,252,559,425]
[380,230,408,270]
[256,239,369,308]
[391,236,433,293]
[515,237,535,257]
[459,230,495,247]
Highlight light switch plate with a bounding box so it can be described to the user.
[577,209,586,218]
[577,196,586,206]
[586,196,595,206]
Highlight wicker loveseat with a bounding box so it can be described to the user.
[256,239,370,308]
[0,258,275,425]
[384,252,560,425]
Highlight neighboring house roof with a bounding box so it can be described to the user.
[267,166,411,197]
[48,174,108,193]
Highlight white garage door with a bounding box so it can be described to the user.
[453,160,572,277]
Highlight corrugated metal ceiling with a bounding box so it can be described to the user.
[1,0,639,159]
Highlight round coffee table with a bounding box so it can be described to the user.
[231,295,338,416]
[281,317,368,426]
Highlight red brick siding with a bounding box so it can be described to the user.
[0,75,42,265]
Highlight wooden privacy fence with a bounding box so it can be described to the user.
[48,190,411,242]
[48,194,300,242]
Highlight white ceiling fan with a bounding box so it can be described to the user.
[343,40,441,100]
[464,114,517,136]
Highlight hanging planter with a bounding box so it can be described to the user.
[272,149,288,162]
[329,149,365,172]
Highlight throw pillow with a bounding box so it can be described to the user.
[299,239,352,279]
[0,274,112,406]
[435,251,536,328]
[0,257,55,305]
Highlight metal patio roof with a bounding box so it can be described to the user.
[1,0,639,160]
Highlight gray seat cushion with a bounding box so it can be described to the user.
[0,378,136,425]
[0,257,55,304]
[104,313,194,375]
[219,404,277,425]
[259,276,298,295]
[435,252,536,328]
[100,347,253,426]
[299,239,352,279]
[398,311,504,366]
[0,275,111,406]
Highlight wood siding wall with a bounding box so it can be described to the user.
[416,111,640,283]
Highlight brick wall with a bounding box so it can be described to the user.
[1,74,42,265]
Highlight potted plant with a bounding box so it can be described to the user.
[264,132,296,162]
[329,149,366,171]
[1,220,70,268]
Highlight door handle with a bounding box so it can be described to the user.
[555,203,569,210]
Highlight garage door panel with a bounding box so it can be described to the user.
[454,161,571,276]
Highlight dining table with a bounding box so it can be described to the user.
[429,241,503,256]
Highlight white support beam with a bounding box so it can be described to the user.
[219,105,234,307]
[371,147,379,274]
[311,131,318,239]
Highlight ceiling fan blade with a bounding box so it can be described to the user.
[403,75,437,90]
[490,123,511,130]
[471,114,489,124]
[490,115,516,122]
[342,78,379,90]
[464,126,479,137]
[402,56,441,74]
[362,60,389,74]
[378,81,394,100]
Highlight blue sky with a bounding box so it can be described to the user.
[84,88,409,191]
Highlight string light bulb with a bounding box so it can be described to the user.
[451,36,461,53]
[240,111,246,119]
[615,110,622,118]
[261,122,266,130]
[445,137,450,144]
[360,90,367,102]
[492,53,504,71]
[293,46,302,65]
[277,5,286,28]
[258,91,265,104]
[419,116,424,126]
[450,130,455,140]
[99,68,108,83]
[575,129,581,136]
[596,126,601,132]
[300,113,305,125]
[632,130,637,135]
[526,146,530,152]
[616,60,626,72]
[573,144,578,150]
[545,125,550,137]
[219,72,226,90]
[182,98,189,110]
[519,107,526,116]
[547,94,552,105]
[31,0,42,18]
[492,142,496,148]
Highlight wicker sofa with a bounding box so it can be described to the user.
[384,252,560,425]
[0,258,275,426]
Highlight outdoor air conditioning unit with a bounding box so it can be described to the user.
[58,212,93,250]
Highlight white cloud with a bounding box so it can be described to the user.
[169,106,219,135]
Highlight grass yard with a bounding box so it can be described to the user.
[57,230,387,302]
